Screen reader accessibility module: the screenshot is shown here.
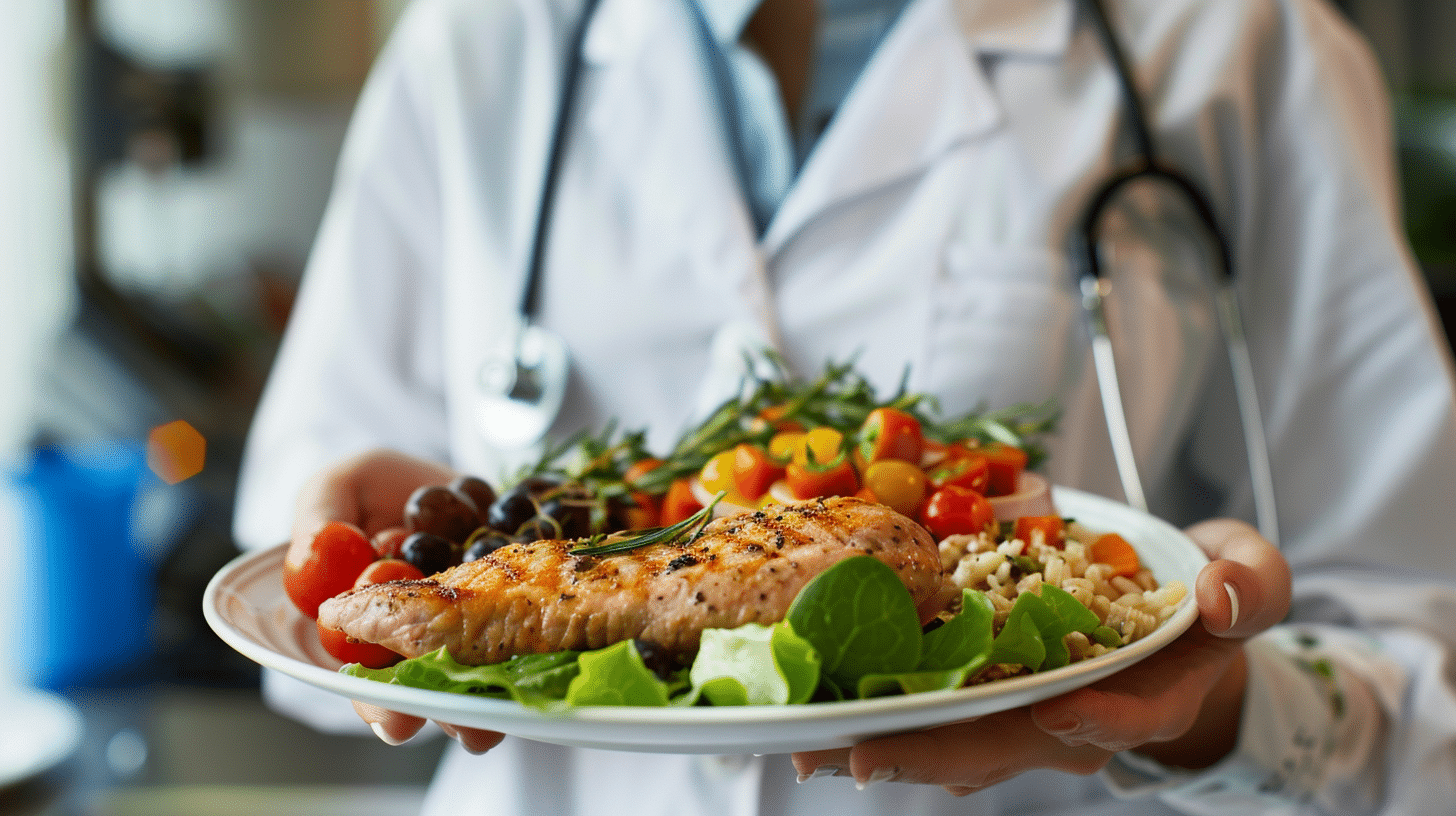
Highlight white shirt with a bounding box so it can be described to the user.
[233,0,1456,812]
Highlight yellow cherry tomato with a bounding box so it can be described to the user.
[861,459,929,517]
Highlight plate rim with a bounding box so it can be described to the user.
[204,486,1207,752]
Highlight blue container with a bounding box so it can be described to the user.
[12,442,157,689]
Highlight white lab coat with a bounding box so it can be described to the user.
[234,0,1456,813]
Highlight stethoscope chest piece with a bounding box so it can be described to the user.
[475,321,570,450]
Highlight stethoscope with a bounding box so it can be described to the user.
[476,0,1280,544]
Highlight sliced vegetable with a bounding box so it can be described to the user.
[659,477,703,526]
[979,441,1028,497]
[1088,532,1141,577]
[1011,515,1066,549]
[926,449,990,494]
[732,443,784,502]
[856,407,924,466]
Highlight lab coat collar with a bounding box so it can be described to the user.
[578,0,1075,250]
[764,0,1073,249]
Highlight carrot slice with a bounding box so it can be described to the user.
[1089,532,1141,578]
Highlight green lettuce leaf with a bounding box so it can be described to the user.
[689,621,820,706]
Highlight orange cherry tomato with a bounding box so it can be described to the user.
[1012,515,1066,549]
[768,431,807,463]
[926,448,995,495]
[660,477,703,526]
[980,442,1029,497]
[316,620,402,669]
[860,459,928,517]
[353,558,426,587]
[733,444,784,502]
[919,485,995,541]
[283,521,379,620]
[799,427,846,466]
[856,407,924,465]
[784,457,860,499]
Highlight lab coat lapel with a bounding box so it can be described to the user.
[765,0,1074,252]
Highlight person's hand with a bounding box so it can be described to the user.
[791,517,1291,795]
[294,448,506,755]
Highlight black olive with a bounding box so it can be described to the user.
[512,516,558,543]
[486,475,562,532]
[632,639,681,681]
[537,494,593,539]
[449,475,498,524]
[400,531,460,575]
[404,485,480,544]
[463,530,513,562]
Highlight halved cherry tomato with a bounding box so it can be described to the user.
[785,457,860,499]
[699,450,751,506]
[755,403,805,433]
[768,431,807,463]
[919,485,995,541]
[860,459,928,517]
[926,448,990,494]
[353,558,426,587]
[659,477,703,526]
[316,620,402,669]
[981,442,1029,497]
[1012,515,1066,549]
[283,521,379,619]
[798,427,846,466]
[856,407,924,466]
[733,444,784,502]
[621,457,664,529]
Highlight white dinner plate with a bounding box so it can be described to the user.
[204,486,1207,755]
[0,686,83,787]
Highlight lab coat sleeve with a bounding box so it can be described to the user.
[1114,1,1456,812]
[230,3,453,734]
[232,0,451,555]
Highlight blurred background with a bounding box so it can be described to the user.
[0,1,1453,814]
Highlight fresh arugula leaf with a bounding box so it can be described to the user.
[785,556,923,693]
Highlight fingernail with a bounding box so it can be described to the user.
[1224,581,1241,629]
[370,722,410,746]
[796,765,843,783]
[1044,714,1081,736]
[856,767,898,790]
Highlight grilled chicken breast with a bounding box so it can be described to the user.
[318,496,948,665]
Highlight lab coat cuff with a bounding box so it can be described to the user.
[1102,627,1399,814]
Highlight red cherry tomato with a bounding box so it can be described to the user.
[620,457,664,529]
[659,477,703,526]
[371,526,410,559]
[354,558,426,587]
[918,485,995,541]
[926,449,990,494]
[316,620,402,669]
[856,407,924,465]
[733,444,785,502]
[784,457,860,499]
[980,442,1029,497]
[1011,515,1066,549]
[283,521,379,619]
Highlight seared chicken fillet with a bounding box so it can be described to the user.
[318,496,947,665]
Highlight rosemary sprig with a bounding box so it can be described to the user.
[569,492,726,556]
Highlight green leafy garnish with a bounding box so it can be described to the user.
[688,622,820,706]
[565,640,679,706]
[785,556,923,691]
